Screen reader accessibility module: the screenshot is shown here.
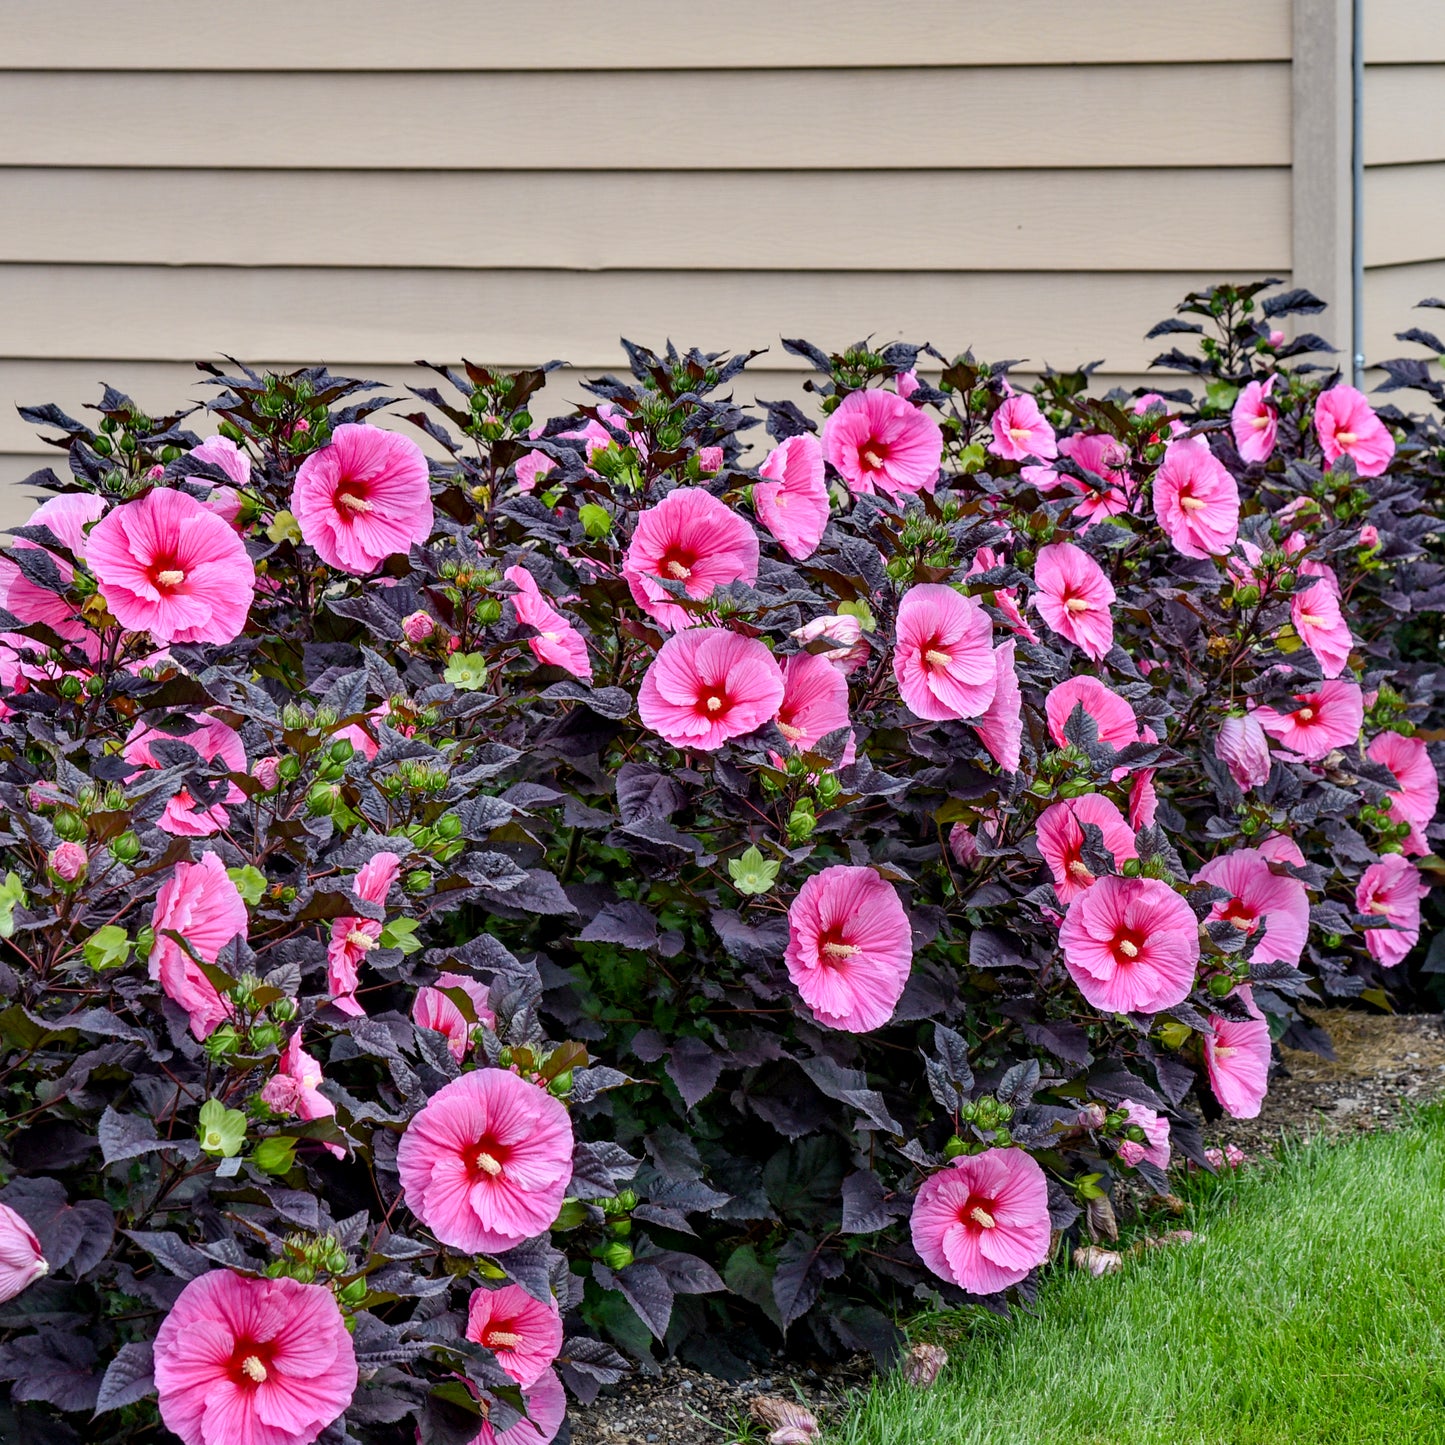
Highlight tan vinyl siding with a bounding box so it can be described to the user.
[1,2,1293,508]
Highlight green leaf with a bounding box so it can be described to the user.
[84,925,132,972]
[197,1099,247,1158]
[252,1136,297,1175]
[227,865,268,906]
[728,845,780,897]
[379,917,422,955]
[0,872,27,938]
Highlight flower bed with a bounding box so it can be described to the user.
[0,279,1441,1445]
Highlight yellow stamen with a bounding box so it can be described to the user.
[1064,597,1090,614]
[156,569,185,588]
[822,941,859,959]
[1298,613,1327,628]
[1250,414,1271,430]
[337,491,373,514]
[924,648,952,667]
[1179,495,1207,512]
[486,1330,523,1350]
[664,560,691,580]
[777,721,805,741]
[704,695,724,713]
[240,1356,268,1384]
[862,448,886,470]
[1067,860,1093,881]
[1117,939,1139,959]
[1296,706,1315,723]
[1336,430,1357,446]
[345,928,375,952]
[969,1206,996,1229]
[475,1150,503,1177]
[1008,427,1031,443]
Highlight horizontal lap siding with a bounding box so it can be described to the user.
[0,3,1293,517]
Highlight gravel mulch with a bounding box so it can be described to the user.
[570,1008,1445,1445]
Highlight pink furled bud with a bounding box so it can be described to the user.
[252,755,281,791]
[146,465,165,480]
[401,610,437,644]
[1359,523,1380,548]
[750,1397,821,1444]
[0,1204,47,1303]
[1269,329,1285,348]
[1215,713,1272,790]
[895,368,921,399]
[1073,1245,1123,1277]
[791,613,868,675]
[1077,1102,1108,1130]
[48,842,87,883]
[901,1342,948,1389]
[948,822,980,867]
[697,445,724,473]
[27,782,61,812]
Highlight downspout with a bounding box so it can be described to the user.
[1352,0,1365,386]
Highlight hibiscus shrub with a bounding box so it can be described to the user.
[0,279,1441,1445]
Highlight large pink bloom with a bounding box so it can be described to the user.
[910,1149,1051,1295]
[1253,680,1364,761]
[1045,676,1138,751]
[0,492,107,644]
[967,545,1037,643]
[261,1033,343,1159]
[123,713,247,836]
[414,973,497,1062]
[1033,543,1116,661]
[973,638,1022,772]
[190,435,251,528]
[1057,433,1133,526]
[1356,854,1428,966]
[775,650,854,760]
[1204,988,1271,1118]
[1231,376,1279,463]
[754,434,830,560]
[327,852,400,1017]
[783,866,912,1033]
[149,853,248,1039]
[622,488,759,632]
[1116,1099,1171,1170]
[1036,794,1138,905]
[154,1270,357,1445]
[0,1204,46,1305]
[469,1369,567,1445]
[639,628,784,750]
[292,423,433,574]
[397,1069,574,1253]
[87,487,255,644]
[467,1284,563,1389]
[1291,573,1353,680]
[1059,875,1199,1014]
[988,394,1057,463]
[822,388,942,500]
[1195,847,1310,967]
[1153,437,1240,559]
[893,584,997,721]
[1215,713,1272,790]
[504,565,593,682]
[1367,731,1438,856]
[1315,385,1395,477]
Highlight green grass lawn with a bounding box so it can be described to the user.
[829,1111,1445,1445]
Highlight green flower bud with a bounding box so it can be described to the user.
[1207,974,1234,997]
[599,1242,634,1271]
[109,831,142,864]
[405,869,431,894]
[339,1278,368,1305]
[329,738,354,764]
[943,1135,968,1160]
[475,599,503,625]
[54,810,86,841]
[250,1022,282,1051]
[435,814,462,840]
[271,996,299,1022]
[58,676,84,700]
[1121,857,1142,878]
[306,782,337,817]
[277,754,302,782]
[548,1070,574,1097]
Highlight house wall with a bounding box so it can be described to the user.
[0,0,1301,520]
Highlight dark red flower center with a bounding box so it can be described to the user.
[818,927,859,965]
[956,1191,998,1232]
[1110,926,1147,967]
[228,1337,277,1388]
[146,553,188,593]
[1220,899,1257,933]
[334,479,374,521]
[859,440,890,473]
[481,1319,524,1352]
[468,1134,513,1182]
[657,547,697,582]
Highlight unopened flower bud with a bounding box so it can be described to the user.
[401,610,436,644]
[48,842,87,884]
[1077,1103,1107,1130]
[252,756,281,791]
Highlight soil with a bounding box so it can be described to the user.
[569,1008,1445,1445]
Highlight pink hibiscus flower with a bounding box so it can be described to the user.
[638,627,785,750]
[0,492,107,645]
[1204,988,1271,1118]
[967,546,1037,643]
[754,434,830,560]
[1129,765,1159,830]
[153,1270,357,1445]
[1290,574,1353,679]
[1116,1099,1171,1170]
[893,584,997,721]
[1033,543,1116,661]
[1056,434,1133,526]
[1044,676,1138,751]
[822,388,942,500]
[1253,679,1364,761]
[1058,875,1199,1014]
[1356,854,1428,966]
[1152,437,1240,559]
[396,1068,574,1253]
[292,423,434,574]
[973,638,1023,772]
[1367,731,1438,855]
[1215,713,1273,790]
[189,436,251,527]
[1195,847,1310,967]
[504,565,593,682]
[791,613,869,674]
[1035,794,1138,905]
[123,712,247,836]
[783,866,912,1033]
[0,1204,46,1305]
[622,488,759,632]
[469,1369,567,1445]
[327,851,400,1016]
[414,973,497,1062]
[149,853,248,1039]
[910,1148,1051,1294]
[1133,394,1186,441]
[988,394,1057,463]
[1315,385,1395,477]
[86,487,255,644]
[467,1283,564,1389]
[774,651,854,761]
[261,1033,343,1158]
[1231,376,1279,463]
